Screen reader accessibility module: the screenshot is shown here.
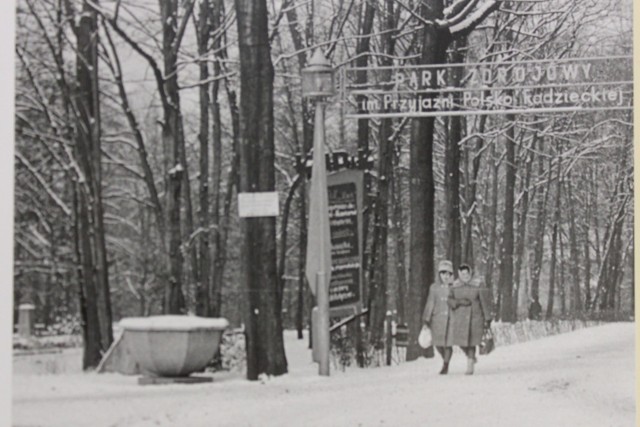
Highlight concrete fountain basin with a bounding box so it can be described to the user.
[119,315,229,379]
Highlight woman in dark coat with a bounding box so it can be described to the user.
[449,264,493,375]
[422,260,456,374]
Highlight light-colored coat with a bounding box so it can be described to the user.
[422,283,454,347]
[449,284,493,346]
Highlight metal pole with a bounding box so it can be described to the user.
[310,100,330,376]
[311,306,319,362]
[386,312,392,366]
[317,271,330,376]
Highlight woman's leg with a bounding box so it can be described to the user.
[462,346,476,375]
[464,346,476,361]
[465,346,476,375]
[443,347,453,363]
[436,346,452,374]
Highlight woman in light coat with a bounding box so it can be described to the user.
[422,260,456,374]
[448,263,493,375]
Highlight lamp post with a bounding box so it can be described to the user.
[302,49,334,376]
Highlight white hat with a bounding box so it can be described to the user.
[438,260,453,273]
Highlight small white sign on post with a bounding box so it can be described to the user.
[238,192,280,218]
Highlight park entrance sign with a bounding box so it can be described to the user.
[338,56,632,118]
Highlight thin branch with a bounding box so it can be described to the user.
[15,151,72,217]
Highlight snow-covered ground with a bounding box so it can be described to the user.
[11,322,636,427]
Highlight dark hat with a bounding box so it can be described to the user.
[458,263,472,272]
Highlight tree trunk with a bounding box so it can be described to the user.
[601,224,623,311]
[444,39,465,269]
[407,114,436,361]
[406,0,447,361]
[278,176,303,306]
[559,225,566,316]
[209,0,223,317]
[284,0,314,339]
[530,139,549,307]
[462,114,487,266]
[180,117,199,305]
[235,0,287,379]
[592,168,602,271]
[566,177,582,314]
[484,141,500,305]
[498,117,517,322]
[546,153,562,319]
[210,79,240,317]
[546,219,558,319]
[391,145,407,323]
[195,0,211,316]
[368,122,392,345]
[512,139,535,316]
[594,194,630,311]
[73,183,101,369]
[354,2,376,283]
[160,0,187,314]
[367,0,396,347]
[211,1,239,317]
[628,242,634,314]
[75,0,112,361]
[583,169,592,308]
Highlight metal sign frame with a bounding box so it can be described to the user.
[337,55,633,118]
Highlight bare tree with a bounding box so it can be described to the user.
[98,0,196,314]
[235,0,288,379]
[406,0,500,361]
[367,0,396,346]
[194,0,211,316]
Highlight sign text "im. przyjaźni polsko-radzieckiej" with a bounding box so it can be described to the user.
[341,57,632,117]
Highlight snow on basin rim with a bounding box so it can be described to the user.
[119,315,229,331]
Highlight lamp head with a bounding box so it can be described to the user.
[301,49,334,99]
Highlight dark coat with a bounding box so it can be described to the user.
[449,284,493,347]
[422,283,454,347]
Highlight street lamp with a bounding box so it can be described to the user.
[301,49,335,99]
[302,49,334,376]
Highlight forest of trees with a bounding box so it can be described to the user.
[13,0,633,377]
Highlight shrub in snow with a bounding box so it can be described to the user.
[329,327,391,369]
[46,315,81,336]
[13,333,82,351]
[490,319,604,347]
[207,329,246,372]
[330,328,356,371]
[325,319,611,370]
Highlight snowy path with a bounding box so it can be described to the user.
[12,322,636,427]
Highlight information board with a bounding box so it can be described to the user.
[327,170,364,315]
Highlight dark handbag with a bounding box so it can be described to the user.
[447,296,471,310]
[479,327,495,355]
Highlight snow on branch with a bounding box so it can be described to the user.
[15,151,72,217]
[435,0,500,36]
[441,0,481,27]
[168,163,184,176]
[449,0,500,35]
[444,0,473,18]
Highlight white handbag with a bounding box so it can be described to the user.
[418,325,432,348]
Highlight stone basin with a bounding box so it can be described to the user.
[119,315,229,377]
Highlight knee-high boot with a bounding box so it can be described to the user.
[439,347,452,375]
[465,356,475,375]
